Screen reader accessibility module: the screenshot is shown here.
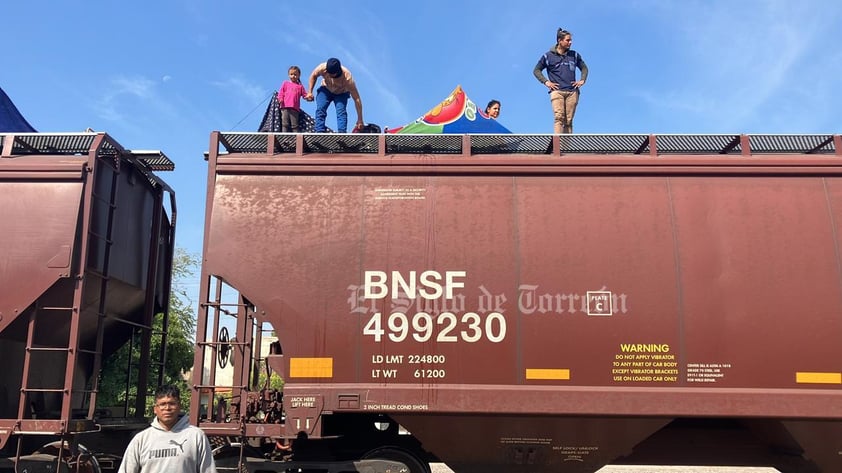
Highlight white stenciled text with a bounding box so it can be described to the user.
[363,311,507,343]
[363,270,466,300]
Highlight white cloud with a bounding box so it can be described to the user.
[92,76,157,124]
[626,0,841,132]
[210,76,268,105]
[89,74,209,136]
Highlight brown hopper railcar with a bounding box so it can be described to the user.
[193,132,842,473]
[0,132,176,473]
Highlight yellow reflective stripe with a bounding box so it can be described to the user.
[526,368,571,380]
[795,372,842,384]
[289,358,333,378]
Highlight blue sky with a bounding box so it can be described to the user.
[4,0,841,262]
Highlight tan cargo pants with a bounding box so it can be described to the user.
[550,89,579,134]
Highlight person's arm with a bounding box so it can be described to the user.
[278,82,287,106]
[117,437,140,473]
[298,83,311,101]
[574,55,588,88]
[533,54,557,90]
[197,432,218,473]
[307,64,324,98]
[349,83,364,128]
[532,56,547,84]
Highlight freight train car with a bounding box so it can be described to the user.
[193,132,842,473]
[0,132,176,472]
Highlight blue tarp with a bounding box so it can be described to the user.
[0,87,36,132]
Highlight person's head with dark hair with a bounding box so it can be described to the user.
[485,100,501,119]
[153,384,182,430]
[154,384,181,401]
[556,28,573,52]
[287,65,302,84]
[325,58,343,78]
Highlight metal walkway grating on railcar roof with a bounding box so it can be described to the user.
[386,134,463,154]
[216,132,840,156]
[128,150,175,171]
[275,134,297,153]
[558,134,652,154]
[219,133,269,153]
[654,134,742,154]
[10,133,103,155]
[305,134,379,154]
[748,134,836,154]
[472,135,552,155]
[2,133,176,170]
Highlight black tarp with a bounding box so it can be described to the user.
[258,93,327,133]
[0,87,36,132]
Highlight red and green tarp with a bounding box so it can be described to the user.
[388,85,511,134]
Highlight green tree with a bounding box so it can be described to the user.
[98,248,200,416]
[257,362,285,391]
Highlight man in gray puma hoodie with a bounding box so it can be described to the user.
[118,385,217,473]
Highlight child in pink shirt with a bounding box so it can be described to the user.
[278,65,313,132]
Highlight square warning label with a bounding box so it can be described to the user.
[586,291,613,316]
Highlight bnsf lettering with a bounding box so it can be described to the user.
[363,270,466,300]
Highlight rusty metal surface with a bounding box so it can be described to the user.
[0,132,175,452]
[204,164,842,402]
[199,132,842,472]
[0,179,84,333]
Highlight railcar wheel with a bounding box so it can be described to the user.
[212,443,259,473]
[361,447,429,473]
[218,326,231,368]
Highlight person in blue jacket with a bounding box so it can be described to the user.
[533,28,589,134]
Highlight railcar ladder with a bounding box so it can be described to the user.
[16,151,128,426]
[194,277,257,423]
[16,299,78,421]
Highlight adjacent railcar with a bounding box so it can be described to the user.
[0,132,176,472]
[193,132,842,473]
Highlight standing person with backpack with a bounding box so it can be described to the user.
[533,28,589,134]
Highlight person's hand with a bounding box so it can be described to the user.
[544,80,559,91]
[572,80,585,89]
[353,121,365,133]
